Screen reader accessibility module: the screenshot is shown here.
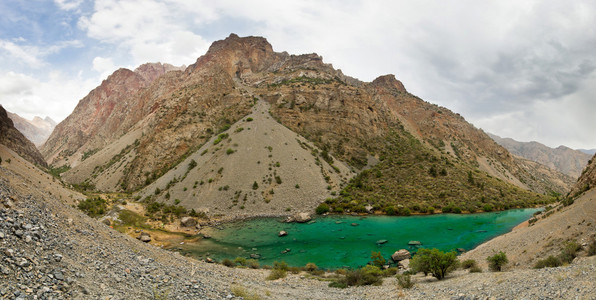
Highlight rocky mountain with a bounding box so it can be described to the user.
[570,153,596,197]
[489,133,592,179]
[41,62,184,166]
[0,105,47,167]
[7,112,56,146]
[42,34,567,217]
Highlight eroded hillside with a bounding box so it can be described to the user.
[43,34,563,217]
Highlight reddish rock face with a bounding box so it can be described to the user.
[41,34,571,196]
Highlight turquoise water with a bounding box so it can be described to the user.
[175,209,539,269]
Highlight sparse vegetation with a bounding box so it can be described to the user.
[266,261,288,280]
[77,197,107,217]
[396,273,414,289]
[487,251,508,272]
[410,248,459,280]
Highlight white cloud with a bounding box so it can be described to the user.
[79,0,210,66]
[54,0,84,11]
[0,71,97,122]
[0,40,44,68]
[92,56,117,79]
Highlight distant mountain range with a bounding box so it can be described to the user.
[488,133,592,179]
[578,149,596,155]
[7,111,56,146]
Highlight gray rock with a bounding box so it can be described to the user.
[138,232,151,243]
[180,217,198,228]
[391,249,411,261]
[278,230,288,237]
[293,212,312,223]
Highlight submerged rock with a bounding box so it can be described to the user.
[408,241,421,246]
[376,239,388,245]
[278,230,288,237]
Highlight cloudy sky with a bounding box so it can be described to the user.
[1,0,595,149]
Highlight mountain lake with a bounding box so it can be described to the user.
[172,208,540,269]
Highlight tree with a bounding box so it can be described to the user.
[370,251,386,268]
[410,248,459,280]
[487,251,508,271]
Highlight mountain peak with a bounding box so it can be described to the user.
[371,74,407,93]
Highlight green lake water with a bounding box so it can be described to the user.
[174,209,539,269]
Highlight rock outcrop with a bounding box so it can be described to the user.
[0,105,47,167]
[570,153,596,197]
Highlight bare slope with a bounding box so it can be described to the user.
[0,105,47,167]
[461,188,595,269]
[137,98,354,218]
[1,147,594,299]
[489,133,592,179]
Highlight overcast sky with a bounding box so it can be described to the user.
[1,0,595,149]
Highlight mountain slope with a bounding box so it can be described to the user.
[7,112,56,146]
[489,133,591,179]
[136,99,354,217]
[570,153,596,197]
[462,153,596,269]
[0,105,47,167]
[41,62,184,166]
[44,34,558,217]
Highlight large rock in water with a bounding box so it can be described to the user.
[391,249,411,261]
[294,212,312,223]
[180,217,198,228]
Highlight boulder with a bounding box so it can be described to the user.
[138,232,151,243]
[391,249,411,262]
[278,230,288,237]
[365,205,374,213]
[180,217,198,228]
[399,259,410,269]
[101,218,111,226]
[293,212,312,223]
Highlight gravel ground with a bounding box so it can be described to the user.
[0,147,595,299]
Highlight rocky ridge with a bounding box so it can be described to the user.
[41,34,566,217]
[570,153,596,197]
[489,133,592,179]
[0,105,47,167]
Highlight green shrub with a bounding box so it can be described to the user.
[371,251,386,268]
[487,251,508,271]
[559,241,582,263]
[304,263,318,273]
[588,239,596,256]
[234,257,247,266]
[77,197,107,217]
[396,273,414,289]
[267,261,288,280]
[316,203,330,215]
[222,258,235,267]
[469,266,482,273]
[534,256,562,269]
[252,181,259,190]
[247,259,260,269]
[246,117,253,122]
[461,259,478,269]
[226,148,234,155]
[410,248,458,280]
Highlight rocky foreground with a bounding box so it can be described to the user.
[0,159,594,300]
